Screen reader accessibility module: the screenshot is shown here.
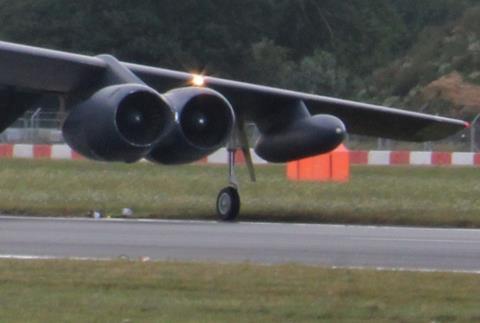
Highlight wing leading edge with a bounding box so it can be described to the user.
[0,40,468,141]
[129,65,468,142]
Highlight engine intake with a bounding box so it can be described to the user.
[63,84,173,162]
[148,87,235,164]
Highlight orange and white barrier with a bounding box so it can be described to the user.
[0,144,83,160]
[1,144,480,167]
[349,150,480,166]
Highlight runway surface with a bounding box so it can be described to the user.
[1,215,480,272]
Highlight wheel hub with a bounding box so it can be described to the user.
[218,192,232,215]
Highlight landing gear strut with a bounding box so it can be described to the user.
[216,148,240,221]
[216,121,256,221]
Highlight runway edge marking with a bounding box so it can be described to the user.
[2,214,480,233]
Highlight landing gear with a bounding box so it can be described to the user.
[216,148,241,221]
[216,122,256,221]
[216,186,240,221]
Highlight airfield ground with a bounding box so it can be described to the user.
[0,259,479,322]
[2,160,479,322]
[0,159,479,227]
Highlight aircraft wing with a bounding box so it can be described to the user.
[0,40,467,141]
[131,64,467,141]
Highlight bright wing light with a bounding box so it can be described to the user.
[192,74,205,87]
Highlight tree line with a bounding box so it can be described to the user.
[0,0,475,99]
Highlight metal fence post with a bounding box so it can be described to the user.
[30,108,42,143]
[471,114,480,152]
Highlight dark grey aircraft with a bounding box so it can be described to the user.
[0,41,468,220]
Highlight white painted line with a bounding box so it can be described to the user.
[0,255,57,260]
[13,144,33,158]
[368,151,391,165]
[251,151,268,165]
[410,151,432,165]
[330,265,480,275]
[207,148,227,164]
[1,215,480,233]
[351,237,480,244]
[51,144,72,160]
[452,152,474,166]
[0,214,225,226]
[0,254,113,261]
[206,148,268,165]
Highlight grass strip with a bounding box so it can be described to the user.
[0,159,479,227]
[0,259,479,323]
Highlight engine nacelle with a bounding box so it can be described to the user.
[63,84,173,162]
[255,114,346,163]
[147,87,235,164]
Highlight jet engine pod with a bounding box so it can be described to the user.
[147,87,235,164]
[63,84,173,162]
[255,114,346,163]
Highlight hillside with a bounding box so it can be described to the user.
[367,6,480,119]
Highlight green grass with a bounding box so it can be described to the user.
[0,259,479,323]
[0,159,479,227]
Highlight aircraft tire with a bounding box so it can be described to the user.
[216,186,240,221]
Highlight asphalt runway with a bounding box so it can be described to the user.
[1,215,480,272]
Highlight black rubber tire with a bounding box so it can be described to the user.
[216,186,240,221]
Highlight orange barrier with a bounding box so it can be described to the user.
[287,145,350,182]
